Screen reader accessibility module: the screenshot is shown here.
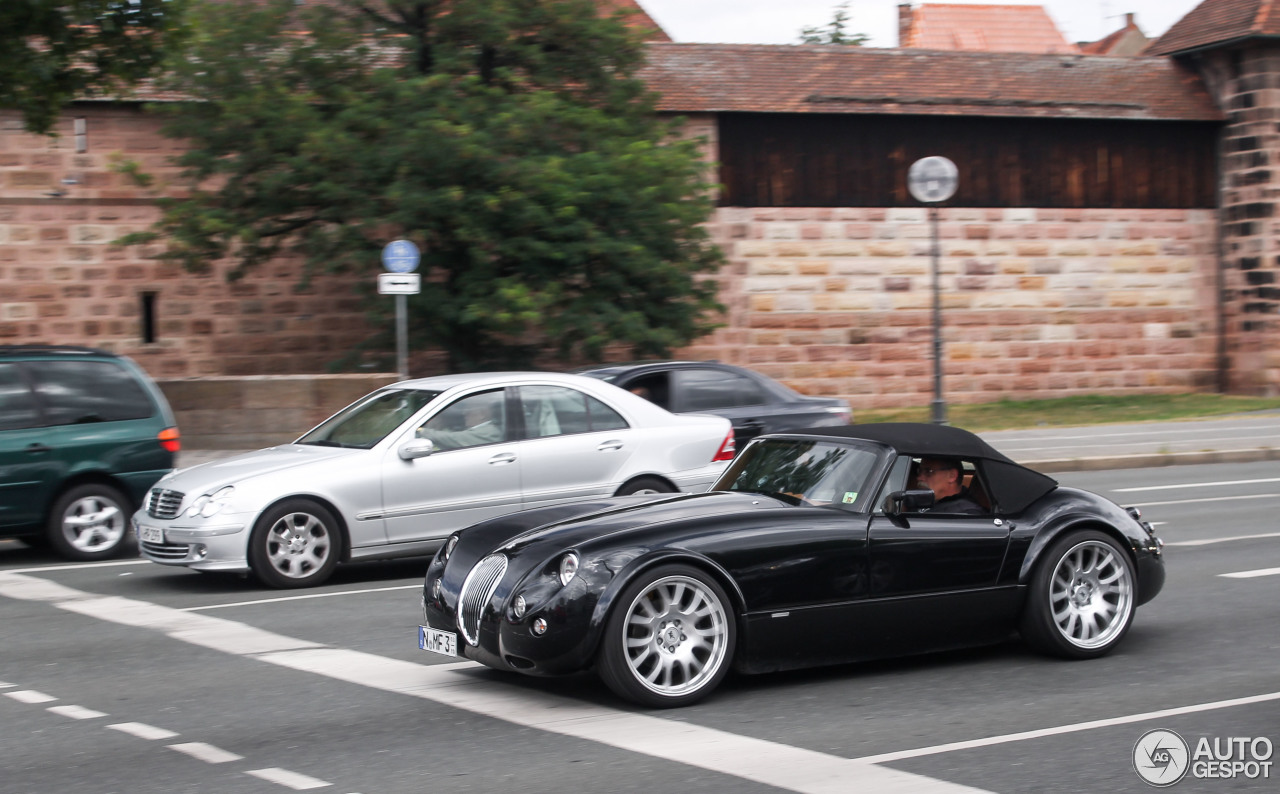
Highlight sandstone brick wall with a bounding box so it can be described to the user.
[679,206,1220,410]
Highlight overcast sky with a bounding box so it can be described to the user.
[635,1,1206,49]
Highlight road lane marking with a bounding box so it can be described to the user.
[851,691,1280,765]
[246,768,332,790]
[6,690,56,704]
[182,585,420,612]
[1125,493,1280,507]
[1166,532,1280,547]
[108,722,179,740]
[48,704,107,719]
[2,560,152,573]
[168,742,244,764]
[1220,567,1280,578]
[1114,477,1280,492]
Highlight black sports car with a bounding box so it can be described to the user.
[418,423,1166,708]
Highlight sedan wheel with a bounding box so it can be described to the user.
[1020,530,1135,659]
[248,500,342,589]
[615,477,676,496]
[47,483,130,561]
[598,564,735,708]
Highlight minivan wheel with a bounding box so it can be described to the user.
[47,483,131,561]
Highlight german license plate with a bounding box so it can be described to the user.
[419,626,457,657]
[137,524,164,544]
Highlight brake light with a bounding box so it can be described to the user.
[712,428,736,462]
[158,427,181,453]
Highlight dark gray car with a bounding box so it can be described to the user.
[575,361,851,449]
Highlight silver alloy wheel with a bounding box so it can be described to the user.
[620,574,730,697]
[61,494,126,554]
[1048,539,1134,650]
[264,511,333,580]
[629,486,663,495]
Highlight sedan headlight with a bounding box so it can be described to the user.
[184,486,235,518]
[558,552,579,587]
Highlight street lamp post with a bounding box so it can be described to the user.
[907,156,959,425]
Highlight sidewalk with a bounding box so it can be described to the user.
[175,413,1280,473]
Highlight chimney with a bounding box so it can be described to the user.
[1125,12,1135,29]
[899,3,915,47]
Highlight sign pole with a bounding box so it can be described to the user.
[396,293,408,381]
[907,156,959,425]
[929,205,945,425]
[380,239,421,382]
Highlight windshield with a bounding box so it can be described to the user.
[296,388,441,449]
[715,438,881,510]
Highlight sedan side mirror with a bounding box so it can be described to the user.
[398,438,436,461]
[883,489,936,516]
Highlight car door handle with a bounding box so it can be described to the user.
[25,443,52,454]
[488,452,517,465]
[597,440,625,452]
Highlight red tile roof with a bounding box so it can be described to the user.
[900,3,1078,54]
[641,43,1224,122]
[1147,0,1280,56]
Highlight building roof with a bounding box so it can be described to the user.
[899,3,1078,54]
[1146,0,1280,56]
[1078,13,1150,56]
[641,43,1224,122]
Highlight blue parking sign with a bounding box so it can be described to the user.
[382,240,420,274]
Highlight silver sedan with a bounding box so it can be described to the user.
[133,372,735,588]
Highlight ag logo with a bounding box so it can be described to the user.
[1134,729,1190,786]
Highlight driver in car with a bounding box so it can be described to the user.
[917,457,985,514]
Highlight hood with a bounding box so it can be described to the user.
[158,443,360,493]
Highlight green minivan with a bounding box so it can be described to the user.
[0,346,179,560]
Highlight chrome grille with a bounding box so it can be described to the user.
[146,488,185,519]
[457,554,507,647]
[140,540,190,560]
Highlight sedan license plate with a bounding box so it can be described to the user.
[137,524,164,544]
[419,626,457,657]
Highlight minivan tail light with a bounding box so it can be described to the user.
[158,427,181,453]
[712,428,736,462]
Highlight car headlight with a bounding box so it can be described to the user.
[558,552,579,587]
[184,486,235,518]
[441,535,459,561]
[512,595,527,619]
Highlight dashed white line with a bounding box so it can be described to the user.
[168,741,244,764]
[1220,567,1280,579]
[108,722,179,740]
[48,704,107,719]
[1166,532,1280,547]
[247,768,332,790]
[1125,493,1280,507]
[181,585,420,612]
[1114,477,1280,492]
[6,689,56,704]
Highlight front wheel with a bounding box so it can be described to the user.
[248,499,342,589]
[46,483,131,561]
[1019,530,1136,659]
[598,564,735,708]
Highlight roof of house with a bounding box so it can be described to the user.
[1078,13,1150,56]
[900,3,1078,54]
[640,43,1224,122]
[1146,0,1280,56]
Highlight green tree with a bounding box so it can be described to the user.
[123,0,724,371]
[798,2,869,46]
[1,0,186,135]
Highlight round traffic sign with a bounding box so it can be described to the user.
[381,239,420,274]
[908,156,959,204]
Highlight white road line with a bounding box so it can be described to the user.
[3,560,152,573]
[168,742,244,764]
[1220,567,1280,579]
[1166,532,1280,547]
[6,690,56,704]
[107,722,179,740]
[48,704,107,719]
[181,585,420,612]
[851,691,1280,765]
[246,768,332,790]
[1126,493,1280,507]
[1114,477,1280,492]
[0,681,15,688]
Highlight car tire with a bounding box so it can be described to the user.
[598,564,736,708]
[247,499,342,589]
[46,483,131,561]
[615,477,675,496]
[1019,530,1136,659]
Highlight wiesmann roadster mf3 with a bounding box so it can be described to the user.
[419,423,1166,708]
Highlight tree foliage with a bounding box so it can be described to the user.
[1,0,185,134]
[798,2,869,46]
[126,0,724,371]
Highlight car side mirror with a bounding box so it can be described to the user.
[883,489,936,516]
[399,438,436,461]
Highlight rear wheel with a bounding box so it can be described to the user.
[598,564,735,708]
[1020,530,1135,659]
[248,499,342,588]
[46,483,131,561]
[615,477,675,496]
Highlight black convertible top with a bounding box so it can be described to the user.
[800,423,1058,514]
